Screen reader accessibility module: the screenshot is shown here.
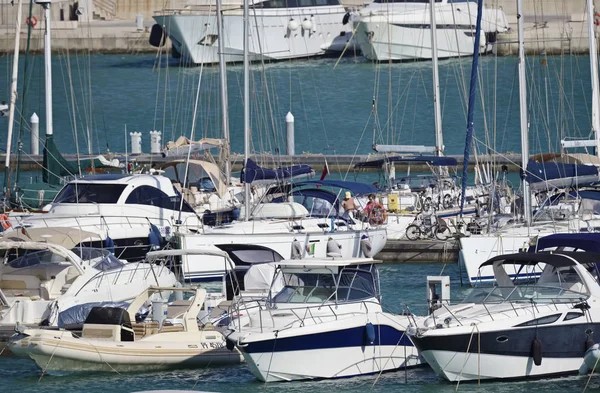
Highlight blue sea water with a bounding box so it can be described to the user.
[1,263,599,393]
[0,53,594,160]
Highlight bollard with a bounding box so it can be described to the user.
[150,130,162,154]
[30,113,39,155]
[136,14,144,31]
[130,132,142,154]
[286,111,295,156]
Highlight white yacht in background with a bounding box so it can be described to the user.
[152,0,354,64]
[355,0,509,61]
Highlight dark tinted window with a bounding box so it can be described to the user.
[125,186,194,213]
[564,312,584,321]
[516,314,561,327]
[54,184,126,204]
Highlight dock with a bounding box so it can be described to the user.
[376,239,459,263]
[2,152,524,172]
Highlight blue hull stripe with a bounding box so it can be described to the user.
[239,325,413,354]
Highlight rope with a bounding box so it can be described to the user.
[455,324,479,391]
[38,329,67,382]
[264,330,279,383]
[370,318,409,391]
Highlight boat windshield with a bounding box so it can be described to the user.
[465,265,589,304]
[71,248,125,271]
[271,264,379,304]
[54,183,127,204]
[6,249,71,269]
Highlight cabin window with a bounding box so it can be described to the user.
[6,250,59,268]
[54,184,126,204]
[564,312,584,321]
[515,314,561,327]
[272,273,336,303]
[336,266,377,301]
[125,186,194,213]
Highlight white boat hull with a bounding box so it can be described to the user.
[153,6,352,65]
[242,345,421,382]
[175,228,387,280]
[420,350,583,381]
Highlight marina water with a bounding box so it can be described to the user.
[0,54,594,160]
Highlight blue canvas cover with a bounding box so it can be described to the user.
[532,233,600,253]
[241,158,313,183]
[294,180,377,196]
[526,160,599,191]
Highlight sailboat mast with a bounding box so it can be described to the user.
[429,0,443,156]
[4,0,24,192]
[216,0,231,183]
[586,0,600,156]
[517,0,531,225]
[243,0,250,221]
[37,0,53,139]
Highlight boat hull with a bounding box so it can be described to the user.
[153,7,352,65]
[411,321,600,381]
[232,316,421,382]
[9,330,243,373]
[175,228,387,281]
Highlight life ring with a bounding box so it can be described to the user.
[26,16,38,28]
[368,205,387,226]
[0,214,12,230]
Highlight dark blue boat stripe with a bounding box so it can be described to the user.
[412,322,600,358]
[239,324,413,354]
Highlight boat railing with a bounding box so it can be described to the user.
[232,297,381,333]
[450,285,589,323]
[154,5,346,17]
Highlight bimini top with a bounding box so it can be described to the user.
[278,257,380,269]
[354,155,458,169]
[293,180,377,196]
[479,252,600,269]
[532,233,600,253]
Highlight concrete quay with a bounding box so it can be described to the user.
[0,152,524,172]
[0,0,599,55]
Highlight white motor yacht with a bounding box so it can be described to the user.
[355,0,509,61]
[225,257,422,382]
[7,174,202,262]
[408,251,600,381]
[8,286,243,373]
[152,0,354,64]
[0,241,178,327]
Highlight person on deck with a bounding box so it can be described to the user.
[341,191,357,218]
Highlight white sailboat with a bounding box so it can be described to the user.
[458,0,600,285]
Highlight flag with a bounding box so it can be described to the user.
[320,160,330,180]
